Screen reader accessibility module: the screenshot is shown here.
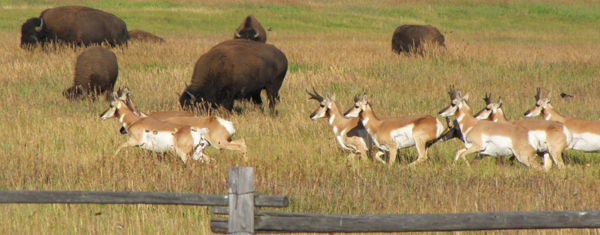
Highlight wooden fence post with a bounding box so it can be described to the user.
[228,167,254,235]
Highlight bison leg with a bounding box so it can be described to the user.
[250,92,263,111]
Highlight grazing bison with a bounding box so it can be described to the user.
[20,6,128,50]
[63,46,118,101]
[391,25,445,54]
[128,29,165,43]
[233,15,267,43]
[180,39,288,113]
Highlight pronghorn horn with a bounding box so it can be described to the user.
[306,87,324,102]
[185,90,197,101]
[448,85,457,99]
[354,94,360,103]
[534,87,541,102]
[483,92,492,105]
[35,18,43,32]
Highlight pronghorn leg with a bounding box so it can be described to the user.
[542,153,553,171]
[408,139,428,166]
[453,148,467,165]
[211,139,248,160]
[373,151,386,164]
[514,151,544,171]
[549,149,566,169]
[387,148,398,166]
[457,147,480,167]
[346,153,356,160]
[112,139,140,158]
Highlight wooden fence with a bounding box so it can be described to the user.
[1,167,600,234]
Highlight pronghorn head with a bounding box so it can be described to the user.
[117,87,142,117]
[524,87,551,118]
[439,85,469,117]
[307,87,335,120]
[343,95,362,118]
[100,92,123,120]
[474,92,503,120]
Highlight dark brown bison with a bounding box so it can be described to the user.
[20,6,128,50]
[233,15,267,43]
[63,46,118,101]
[180,39,288,113]
[391,25,445,54]
[128,29,165,43]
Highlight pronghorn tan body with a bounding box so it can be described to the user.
[438,86,544,170]
[117,87,247,159]
[100,92,210,163]
[307,89,373,162]
[344,95,445,166]
[525,88,600,153]
[474,93,572,170]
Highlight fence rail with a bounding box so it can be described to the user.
[0,190,288,207]
[211,209,600,233]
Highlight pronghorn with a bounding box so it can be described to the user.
[100,92,210,163]
[306,88,374,162]
[438,86,544,170]
[117,87,248,160]
[524,88,600,153]
[473,93,572,170]
[343,95,445,166]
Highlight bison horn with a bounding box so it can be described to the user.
[35,18,43,32]
[176,92,182,98]
[185,90,197,101]
[235,31,241,38]
[254,31,259,38]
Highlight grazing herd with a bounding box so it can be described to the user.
[20,5,593,171]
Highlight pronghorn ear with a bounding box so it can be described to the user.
[456,90,462,100]
[497,97,502,105]
[546,91,551,100]
[326,92,331,101]
[362,94,368,103]
[462,92,469,102]
[111,91,119,101]
[330,93,336,101]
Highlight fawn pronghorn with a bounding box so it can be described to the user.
[473,93,572,170]
[307,88,374,162]
[524,88,600,152]
[100,92,210,163]
[438,86,544,170]
[116,87,248,160]
[343,94,445,166]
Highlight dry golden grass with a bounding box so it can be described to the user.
[1,1,600,234]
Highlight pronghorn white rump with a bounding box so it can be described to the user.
[473,92,572,170]
[524,88,600,153]
[438,86,544,170]
[100,92,210,163]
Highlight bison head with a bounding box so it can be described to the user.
[234,28,260,41]
[20,18,46,50]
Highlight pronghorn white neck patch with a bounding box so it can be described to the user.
[362,117,369,126]
[544,113,551,121]
[329,114,335,125]
[119,113,125,123]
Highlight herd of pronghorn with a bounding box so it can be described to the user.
[101,85,599,171]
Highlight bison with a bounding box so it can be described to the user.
[391,25,445,54]
[233,15,267,43]
[63,46,118,101]
[180,39,288,113]
[20,6,128,50]
[128,29,165,43]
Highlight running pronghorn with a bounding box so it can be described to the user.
[438,86,544,170]
[524,88,600,153]
[307,88,374,162]
[473,93,572,170]
[343,94,445,166]
[100,92,210,163]
[117,88,248,160]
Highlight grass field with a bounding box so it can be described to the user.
[1,0,600,234]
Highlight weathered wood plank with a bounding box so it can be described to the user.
[211,218,229,234]
[0,191,287,207]
[211,210,600,233]
[228,167,254,234]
